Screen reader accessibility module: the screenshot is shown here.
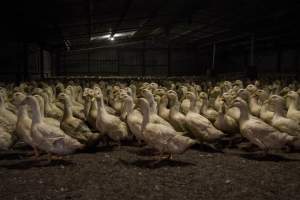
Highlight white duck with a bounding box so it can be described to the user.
[286,91,300,122]
[185,92,225,142]
[13,92,39,156]
[141,89,174,129]
[158,95,170,122]
[94,88,129,142]
[121,95,144,143]
[21,96,84,156]
[199,92,218,122]
[269,95,300,136]
[167,90,188,132]
[231,97,300,152]
[33,94,60,127]
[58,93,101,147]
[139,98,196,158]
[214,100,239,134]
[0,93,17,149]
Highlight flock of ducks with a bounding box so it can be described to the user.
[1,79,300,161]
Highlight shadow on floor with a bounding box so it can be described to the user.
[126,147,160,157]
[0,159,74,170]
[238,153,300,162]
[0,151,34,160]
[118,158,196,169]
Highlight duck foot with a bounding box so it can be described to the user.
[149,154,172,167]
[47,154,63,163]
[29,147,40,160]
[202,143,223,152]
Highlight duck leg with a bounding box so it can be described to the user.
[47,153,63,162]
[33,146,40,159]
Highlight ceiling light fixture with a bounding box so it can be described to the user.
[90,30,136,41]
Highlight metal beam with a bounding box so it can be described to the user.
[134,0,169,37]
[87,0,94,40]
[110,0,133,38]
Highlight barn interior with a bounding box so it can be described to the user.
[1,0,300,80]
[1,1,300,200]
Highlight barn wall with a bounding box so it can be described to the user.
[0,41,53,81]
[210,44,300,76]
[58,43,201,76]
[0,42,24,82]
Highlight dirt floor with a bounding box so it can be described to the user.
[1,143,300,200]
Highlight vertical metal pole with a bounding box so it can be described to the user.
[167,44,171,76]
[117,48,120,75]
[23,43,28,80]
[63,53,66,76]
[250,35,255,66]
[88,50,90,75]
[40,46,44,79]
[277,47,282,73]
[212,42,216,72]
[142,41,146,76]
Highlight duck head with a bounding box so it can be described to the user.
[286,91,299,100]
[20,95,38,107]
[12,92,26,106]
[185,92,196,101]
[237,89,250,101]
[269,95,286,108]
[246,84,257,94]
[199,92,208,100]
[137,98,150,113]
[57,93,69,101]
[230,97,248,110]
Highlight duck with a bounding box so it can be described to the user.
[0,93,17,149]
[248,92,261,117]
[180,86,191,115]
[158,95,170,122]
[64,88,86,120]
[199,92,218,122]
[138,98,196,158]
[35,91,63,120]
[185,92,225,142]
[33,94,61,127]
[141,89,174,129]
[94,88,129,142]
[13,92,39,156]
[167,90,188,132]
[87,89,98,129]
[269,95,300,136]
[58,93,101,147]
[20,96,84,156]
[65,85,85,110]
[286,91,300,122]
[121,95,144,143]
[211,86,223,111]
[214,100,239,134]
[230,97,300,152]
[83,88,92,118]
